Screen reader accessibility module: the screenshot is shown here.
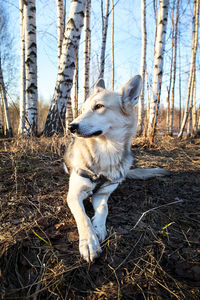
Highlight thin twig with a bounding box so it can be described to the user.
[132,199,184,230]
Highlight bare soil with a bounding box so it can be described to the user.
[0,136,200,299]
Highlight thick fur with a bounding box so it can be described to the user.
[64,76,169,262]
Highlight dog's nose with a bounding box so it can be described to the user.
[68,123,79,133]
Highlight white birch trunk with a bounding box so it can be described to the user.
[44,0,87,136]
[178,0,199,138]
[192,76,197,135]
[111,0,114,90]
[66,96,73,130]
[137,0,147,136]
[74,52,79,118]
[18,0,26,135]
[23,0,38,136]
[83,0,91,101]
[57,0,65,65]
[187,70,195,136]
[0,99,3,136]
[147,0,169,138]
[169,0,180,136]
[99,0,110,79]
[0,57,12,137]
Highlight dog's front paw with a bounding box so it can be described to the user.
[79,231,102,262]
[92,219,107,242]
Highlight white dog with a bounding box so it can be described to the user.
[64,76,168,262]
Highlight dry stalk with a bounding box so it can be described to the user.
[132,199,184,230]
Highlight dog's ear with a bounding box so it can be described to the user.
[120,75,142,106]
[94,78,105,93]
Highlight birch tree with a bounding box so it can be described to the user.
[166,0,175,133]
[178,0,199,138]
[187,70,195,136]
[169,0,180,136]
[111,0,114,90]
[44,0,87,136]
[74,52,79,118]
[23,0,38,136]
[99,0,110,79]
[83,0,91,102]
[18,0,26,135]
[147,0,169,139]
[57,0,65,64]
[0,5,13,137]
[137,0,147,136]
[0,101,3,136]
[192,76,197,135]
[65,96,73,130]
[0,57,12,137]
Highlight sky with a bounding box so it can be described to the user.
[3,0,199,110]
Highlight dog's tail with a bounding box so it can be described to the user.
[126,168,170,180]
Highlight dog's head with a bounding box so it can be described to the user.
[68,75,142,139]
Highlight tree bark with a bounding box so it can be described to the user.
[83,0,91,101]
[99,0,110,79]
[0,99,3,136]
[147,0,169,139]
[74,52,79,118]
[65,96,73,130]
[187,69,195,137]
[192,75,197,136]
[18,0,26,135]
[0,57,12,137]
[169,0,180,136]
[111,0,114,90]
[57,0,65,65]
[137,0,147,136]
[178,0,199,138]
[23,0,38,136]
[44,0,87,136]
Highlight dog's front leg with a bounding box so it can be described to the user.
[67,170,102,262]
[92,182,119,242]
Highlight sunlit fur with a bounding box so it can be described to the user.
[64,76,168,262]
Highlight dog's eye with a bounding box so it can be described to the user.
[94,104,104,110]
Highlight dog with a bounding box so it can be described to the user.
[64,75,168,262]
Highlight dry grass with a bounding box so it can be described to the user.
[0,136,200,299]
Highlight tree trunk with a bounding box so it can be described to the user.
[74,52,79,118]
[44,0,87,136]
[57,0,65,65]
[111,0,114,90]
[23,0,38,136]
[0,58,12,137]
[169,0,180,136]
[178,22,182,131]
[166,0,175,134]
[137,0,147,136]
[153,0,158,54]
[18,0,26,135]
[178,0,199,138]
[192,75,197,136]
[0,99,3,136]
[83,0,91,101]
[99,0,110,79]
[65,96,73,130]
[187,69,195,136]
[144,70,150,136]
[147,0,169,139]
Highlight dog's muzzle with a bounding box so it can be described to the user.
[68,123,79,134]
[68,123,103,137]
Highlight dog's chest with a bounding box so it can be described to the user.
[93,145,133,182]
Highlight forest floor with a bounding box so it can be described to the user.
[0,136,200,300]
